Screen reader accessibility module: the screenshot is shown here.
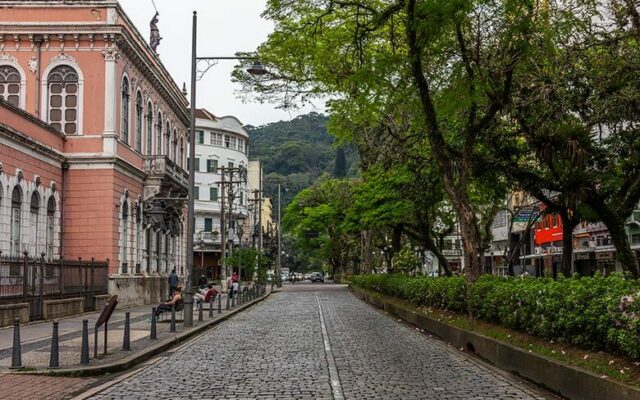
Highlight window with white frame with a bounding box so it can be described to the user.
[172,129,177,161]
[135,92,142,152]
[47,65,79,134]
[146,102,153,155]
[156,111,163,155]
[225,134,231,148]
[30,192,39,256]
[121,77,130,144]
[211,132,222,147]
[165,121,170,157]
[10,186,22,256]
[46,197,56,261]
[121,200,129,274]
[0,65,20,107]
[179,139,184,169]
[136,203,141,273]
[230,136,237,150]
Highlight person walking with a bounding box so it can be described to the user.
[168,269,179,298]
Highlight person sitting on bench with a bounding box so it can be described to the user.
[155,286,183,317]
[195,283,217,304]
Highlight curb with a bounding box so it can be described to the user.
[9,291,273,377]
[350,285,640,400]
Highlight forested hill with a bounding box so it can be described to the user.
[245,112,358,208]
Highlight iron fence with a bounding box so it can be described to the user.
[0,253,109,321]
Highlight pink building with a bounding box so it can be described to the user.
[0,0,189,305]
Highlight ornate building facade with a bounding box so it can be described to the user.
[0,0,189,305]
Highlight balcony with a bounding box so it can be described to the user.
[143,155,189,201]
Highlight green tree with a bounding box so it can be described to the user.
[283,175,355,280]
[334,147,347,178]
[235,0,540,281]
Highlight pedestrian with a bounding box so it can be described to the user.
[155,286,182,318]
[168,269,179,298]
[194,283,217,304]
[231,271,238,284]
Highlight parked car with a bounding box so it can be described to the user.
[310,272,324,283]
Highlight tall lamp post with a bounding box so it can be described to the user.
[236,214,245,293]
[185,11,267,327]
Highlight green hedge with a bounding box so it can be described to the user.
[351,274,640,359]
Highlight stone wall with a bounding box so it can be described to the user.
[43,297,84,320]
[108,275,179,307]
[0,303,29,326]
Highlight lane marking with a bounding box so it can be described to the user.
[316,292,345,400]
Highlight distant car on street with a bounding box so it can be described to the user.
[310,272,324,283]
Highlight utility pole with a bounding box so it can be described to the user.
[219,167,227,292]
[277,183,281,286]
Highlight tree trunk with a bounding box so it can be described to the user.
[456,201,482,281]
[363,230,372,274]
[560,212,578,277]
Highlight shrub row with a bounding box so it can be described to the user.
[351,274,640,359]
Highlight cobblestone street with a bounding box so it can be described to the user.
[88,284,552,400]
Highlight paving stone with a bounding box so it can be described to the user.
[88,284,552,400]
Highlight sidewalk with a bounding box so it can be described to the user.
[0,286,271,375]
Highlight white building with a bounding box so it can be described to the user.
[193,109,250,281]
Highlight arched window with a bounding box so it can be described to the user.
[172,129,178,161]
[135,91,142,152]
[121,200,129,274]
[179,138,184,169]
[10,186,22,256]
[30,192,40,256]
[165,121,171,157]
[46,197,56,261]
[146,102,153,155]
[48,65,79,134]
[156,111,163,155]
[135,203,141,273]
[0,65,21,107]
[121,77,130,144]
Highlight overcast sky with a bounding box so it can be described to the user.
[118,0,321,126]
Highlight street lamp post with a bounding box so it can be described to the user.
[236,214,245,294]
[185,11,266,326]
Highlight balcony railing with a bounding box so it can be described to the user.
[143,155,189,199]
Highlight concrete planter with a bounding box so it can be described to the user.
[350,285,640,400]
[0,303,29,326]
[43,297,84,320]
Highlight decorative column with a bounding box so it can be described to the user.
[102,48,118,154]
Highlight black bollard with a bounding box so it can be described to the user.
[208,296,214,318]
[170,304,176,333]
[150,307,157,340]
[103,320,108,356]
[226,292,230,310]
[10,317,21,369]
[198,301,203,322]
[123,312,131,351]
[49,321,59,369]
[218,293,222,314]
[81,320,89,365]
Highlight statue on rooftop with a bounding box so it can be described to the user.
[150,12,162,53]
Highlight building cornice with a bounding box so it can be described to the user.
[0,122,66,164]
[0,99,66,139]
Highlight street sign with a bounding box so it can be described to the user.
[512,207,540,223]
[96,295,118,328]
